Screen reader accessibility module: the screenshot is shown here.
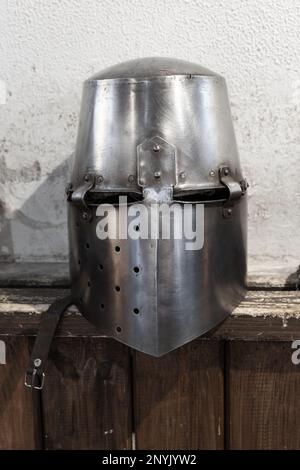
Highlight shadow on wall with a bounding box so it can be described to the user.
[0,155,73,263]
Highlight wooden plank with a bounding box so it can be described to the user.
[0,336,39,449]
[248,268,299,290]
[228,341,300,449]
[0,263,69,287]
[0,262,298,289]
[210,315,300,341]
[0,288,299,341]
[42,337,132,450]
[134,339,224,450]
[0,288,298,317]
[232,290,300,317]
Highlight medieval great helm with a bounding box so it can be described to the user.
[67,57,248,357]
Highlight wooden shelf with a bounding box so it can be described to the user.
[0,287,299,341]
[0,263,299,450]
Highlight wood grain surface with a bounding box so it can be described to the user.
[133,340,224,450]
[227,341,300,449]
[0,336,39,449]
[42,337,132,449]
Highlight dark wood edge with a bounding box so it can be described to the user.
[0,263,298,289]
[0,311,299,342]
[0,286,299,342]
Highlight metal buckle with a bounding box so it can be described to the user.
[219,166,245,218]
[219,166,243,203]
[24,368,45,390]
[68,173,95,222]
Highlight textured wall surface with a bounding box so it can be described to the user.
[0,0,299,276]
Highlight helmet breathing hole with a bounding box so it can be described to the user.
[86,243,90,249]
[133,308,140,315]
[115,245,120,253]
[116,326,122,333]
[133,266,140,274]
[87,280,91,287]
[115,285,120,292]
[100,303,105,309]
[98,264,104,271]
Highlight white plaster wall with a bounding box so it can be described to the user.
[0,0,299,276]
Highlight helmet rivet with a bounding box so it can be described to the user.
[153,144,160,152]
[227,208,232,215]
[82,211,89,220]
[96,175,103,184]
[84,174,90,182]
[34,358,42,368]
[128,174,135,183]
[154,170,161,179]
[224,168,230,176]
[179,171,186,180]
[209,170,215,177]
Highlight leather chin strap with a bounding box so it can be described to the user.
[25,295,74,390]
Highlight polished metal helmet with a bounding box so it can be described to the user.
[67,57,248,357]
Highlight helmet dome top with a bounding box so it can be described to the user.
[88,57,221,81]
